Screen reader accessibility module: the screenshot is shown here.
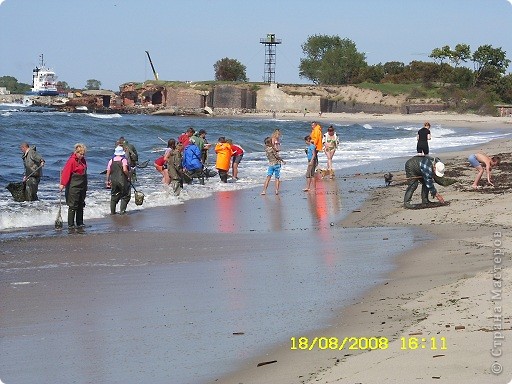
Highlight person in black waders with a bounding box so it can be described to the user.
[403,155,446,209]
[117,136,138,180]
[20,142,45,201]
[105,145,131,214]
[59,143,88,231]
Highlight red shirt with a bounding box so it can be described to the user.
[231,144,244,156]
[61,153,87,186]
[178,132,191,148]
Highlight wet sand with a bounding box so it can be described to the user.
[222,138,512,384]
[0,170,417,384]
[1,113,511,384]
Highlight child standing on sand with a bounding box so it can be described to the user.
[303,135,317,192]
[261,136,285,195]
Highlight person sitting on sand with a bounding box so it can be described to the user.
[468,153,501,189]
[403,155,445,209]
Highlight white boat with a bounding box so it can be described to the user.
[27,54,59,96]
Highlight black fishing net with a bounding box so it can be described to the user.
[6,182,26,202]
[134,191,145,206]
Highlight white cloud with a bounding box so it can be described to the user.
[0,0,5,5]
[508,0,512,5]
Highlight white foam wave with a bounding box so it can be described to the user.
[0,102,26,108]
[87,113,122,119]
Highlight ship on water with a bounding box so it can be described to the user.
[27,54,59,96]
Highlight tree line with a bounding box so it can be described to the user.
[214,35,512,111]
[0,77,103,94]
[3,34,511,110]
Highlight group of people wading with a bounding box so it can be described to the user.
[13,119,503,231]
[153,127,245,194]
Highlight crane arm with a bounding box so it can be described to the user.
[145,50,159,81]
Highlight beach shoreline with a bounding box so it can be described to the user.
[1,112,511,384]
[221,136,512,384]
[238,110,512,129]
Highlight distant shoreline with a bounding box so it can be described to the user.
[240,110,512,130]
[4,93,512,126]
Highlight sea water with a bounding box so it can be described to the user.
[0,105,508,232]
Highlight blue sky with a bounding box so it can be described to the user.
[1,0,511,91]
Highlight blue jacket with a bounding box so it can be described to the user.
[182,144,203,171]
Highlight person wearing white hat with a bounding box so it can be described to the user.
[105,145,131,214]
[403,155,445,208]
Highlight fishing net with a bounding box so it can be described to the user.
[433,174,458,186]
[134,191,145,206]
[6,182,26,202]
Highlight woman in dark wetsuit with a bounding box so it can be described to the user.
[59,143,88,230]
[416,121,431,155]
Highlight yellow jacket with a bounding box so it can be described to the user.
[311,123,323,151]
[215,142,232,171]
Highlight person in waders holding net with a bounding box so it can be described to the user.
[20,142,45,201]
[105,145,131,215]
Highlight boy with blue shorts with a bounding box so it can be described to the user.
[261,137,285,195]
[303,135,317,192]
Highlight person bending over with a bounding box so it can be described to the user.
[468,153,500,189]
[404,155,445,209]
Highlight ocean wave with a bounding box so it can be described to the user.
[86,113,123,119]
[1,113,509,232]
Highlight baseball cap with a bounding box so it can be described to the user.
[434,161,445,177]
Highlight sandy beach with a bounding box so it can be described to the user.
[222,116,512,384]
[1,112,511,384]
